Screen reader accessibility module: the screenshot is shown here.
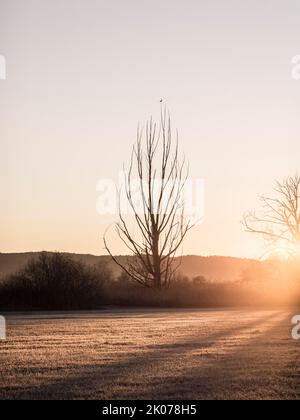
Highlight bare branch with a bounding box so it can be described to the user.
[104,108,193,288]
[242,175,300,257]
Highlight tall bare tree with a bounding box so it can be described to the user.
[104,110,193,288]
[243,175,300,256]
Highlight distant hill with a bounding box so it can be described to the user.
[0,252,263,282]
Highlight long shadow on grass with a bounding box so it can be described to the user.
[140,312,295,400]
[0,311,286,399]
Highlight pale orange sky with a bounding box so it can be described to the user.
[0,0,300,258]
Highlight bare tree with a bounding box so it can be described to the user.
[242,175,300,256]
[104,110,193,289]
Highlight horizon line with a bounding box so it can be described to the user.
[0,250,260,261]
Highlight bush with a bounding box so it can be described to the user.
[103,271,300,308]
[0,253,111,310]
[1,256,299,310]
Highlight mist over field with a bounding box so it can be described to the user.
[1,252,299,311]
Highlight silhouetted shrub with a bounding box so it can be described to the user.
[0,252,111,310]
[1,257,299,310]
[193,275,209,286]
[103,269,299,308]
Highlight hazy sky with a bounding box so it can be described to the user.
[0,0,300,258]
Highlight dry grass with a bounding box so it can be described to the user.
[0,308,299,400]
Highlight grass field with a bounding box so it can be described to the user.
[0,308,299,400]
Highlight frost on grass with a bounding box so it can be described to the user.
[0,309,299,400]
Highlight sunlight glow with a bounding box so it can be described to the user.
[269,242,300,261]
